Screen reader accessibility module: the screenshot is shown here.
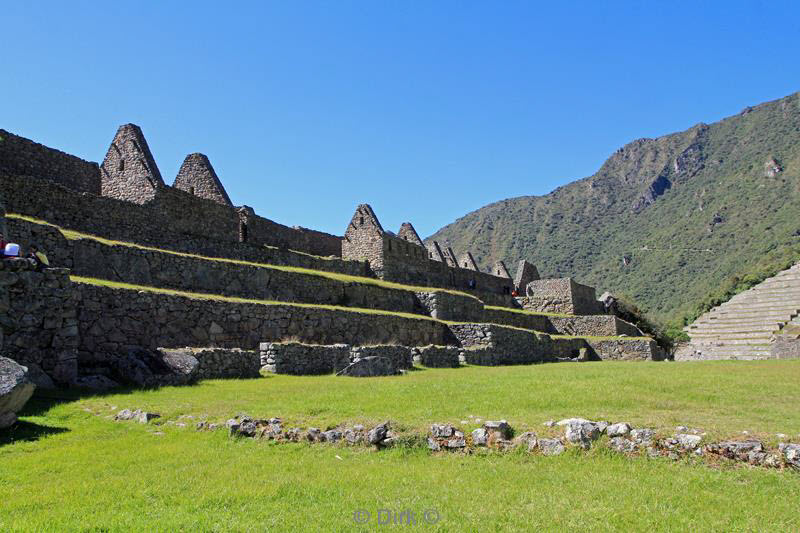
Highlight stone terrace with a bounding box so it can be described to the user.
[0,123,664,386]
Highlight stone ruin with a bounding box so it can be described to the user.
[0,123,664,416]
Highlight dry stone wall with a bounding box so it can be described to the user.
[414,291,485,322]
[481,308,551,332]
[75,282,451,367]
[2,173,343,261]
[586,339,665,361]
[548,315,642,337]
[173,153,232,206]
[0,129,101,195]
[259,342,351,375]
[411,345,461,368]
[0,261,79,384]
[448,323,581,365]
[5,215,365,279]
[100,124,164,204]
[350,345,413,370]
[159,347,260,379]
[520,278,602,315]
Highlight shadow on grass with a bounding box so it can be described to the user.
[0,420,69,446]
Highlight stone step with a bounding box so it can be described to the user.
[687,336,773,345]
[726,291,800,302]
[692,319,787,329]
[689,323,778,333]
[717,297,800,307]
[703,309,796,320]
[691,347,772,357]
[693,317,788,326]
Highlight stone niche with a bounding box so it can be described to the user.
[519,278,602,315]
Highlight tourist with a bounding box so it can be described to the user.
[26,244,50,271]
[3,242,20,259]
[468,278,476,290]
[511,289,519,298]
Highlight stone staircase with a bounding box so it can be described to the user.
[682,263,800,359]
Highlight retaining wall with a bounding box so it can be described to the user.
[6,213,368,278]
[548,315,642,337]
[75,281,451,367]
[411,345,461,368]
[520,278,601,315]
[0,129,101,195]
[0,261,78,384]
[164,347,261,380]
[586,339,665,361]
[1,171,342,259]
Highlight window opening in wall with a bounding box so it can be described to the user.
[118,159,125,171]
[189,186,195,195]
[388,241,392,251]
[239,220,248,242]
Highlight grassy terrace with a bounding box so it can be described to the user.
[72,276,655,345]
[7,213,485,301]
[2,361,800,530]
[485,304,572,318]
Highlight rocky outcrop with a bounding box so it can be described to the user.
[0,356,36,428]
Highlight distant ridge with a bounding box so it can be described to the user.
[427,91,800,328]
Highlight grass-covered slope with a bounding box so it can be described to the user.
[428,92,800,331]
[3,361,800,530]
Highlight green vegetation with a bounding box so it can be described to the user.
[2,361,800,530]
[429,92,800,338]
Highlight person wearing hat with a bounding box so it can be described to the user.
[26,243,50,271]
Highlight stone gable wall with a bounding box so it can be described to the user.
[0,129,101,195]
[173,153,233,206]
[100,124,164,204]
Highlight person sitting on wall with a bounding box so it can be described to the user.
[3,242,21,259]
[26,243,50,271]
[511,289,519,298]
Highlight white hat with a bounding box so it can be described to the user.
[4,243,20,257]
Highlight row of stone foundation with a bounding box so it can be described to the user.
[108,408,800,472]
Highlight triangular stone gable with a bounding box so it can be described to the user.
[173,153,233,206]
[514,260,540,291]
[493,261,512,279]
[426,241,446,262]
[100,123,164,204]
[397,222,424,247]
[345,204,384,238]
[443,247,458,268]
[459,251,480,271]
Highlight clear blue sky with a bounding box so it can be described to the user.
[4,1,800,237]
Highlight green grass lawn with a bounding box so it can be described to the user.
[2,361,800,531]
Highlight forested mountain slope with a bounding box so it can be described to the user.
[427,92,800,328]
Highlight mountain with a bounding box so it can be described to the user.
[427,91,800,331]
